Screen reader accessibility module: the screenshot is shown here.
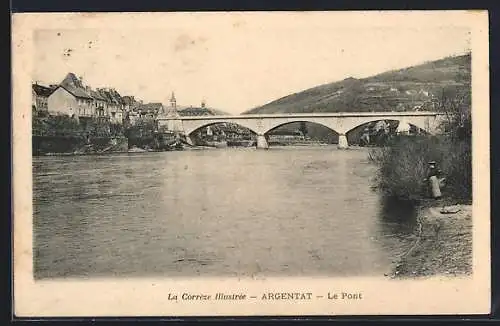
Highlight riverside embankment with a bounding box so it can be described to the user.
[389,201,472,278]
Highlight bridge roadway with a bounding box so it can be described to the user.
[158,111,445,149]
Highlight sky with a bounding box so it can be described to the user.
[33,13,471,114]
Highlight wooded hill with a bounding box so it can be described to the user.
[243,54,471,115]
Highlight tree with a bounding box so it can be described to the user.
[436,86,471,141]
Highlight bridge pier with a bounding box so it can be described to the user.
[337,134,349,149]
[256,134,269,149]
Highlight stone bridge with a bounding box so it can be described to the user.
[158,111,446,149]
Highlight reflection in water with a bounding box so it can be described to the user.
[33,146,415,279]
[373,195,419,261]
[378,195,418,236]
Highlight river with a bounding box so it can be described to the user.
[33,145,417,279]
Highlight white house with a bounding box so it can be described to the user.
[47,86,94,117]
[47,73,93,117]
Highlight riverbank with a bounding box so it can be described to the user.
[390,202,472,278]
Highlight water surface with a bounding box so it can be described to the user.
[33,146,416,279]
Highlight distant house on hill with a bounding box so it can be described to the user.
[405,89,418,96]
[47,73,94,117]
[32,83,53,114]
[419,89,430,97]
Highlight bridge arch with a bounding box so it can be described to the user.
[263,120,340,136]
[402,117,438,135]
[182,120,259,137]
[342,116,439,136]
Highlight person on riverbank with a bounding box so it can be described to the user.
[360,127,370,146]
[426,161,445,200]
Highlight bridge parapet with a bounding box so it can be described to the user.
[157,111,445,141]
[163,111,443,120]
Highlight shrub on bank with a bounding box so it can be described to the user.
[370,135,471,203]
[371,84,472,204]
[32,114,83,136]
[32,114,125,138]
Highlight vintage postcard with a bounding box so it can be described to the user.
[12,11,490,317]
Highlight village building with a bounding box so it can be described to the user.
[88,88,108,117]
[47,73,94,117]
[121,96,135,124]
[32,88,36,112]
[108,89,125,124]
[136,102,163,120]
[32,83,53,114]
[97,88,124,124]
[122,96,137,113]
[43,72,148,125]
[126,110,141,125]
[178,99,214,116]
[122,96,143,125]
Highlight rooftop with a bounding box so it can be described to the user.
[59,73,93,99]
[32,83,53,97]
[136,102,163,113]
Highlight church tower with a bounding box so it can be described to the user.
[170,92,177,110]
[160,91,182,133]
[165,91,180,119]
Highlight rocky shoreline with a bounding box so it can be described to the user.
[389,203,472,278]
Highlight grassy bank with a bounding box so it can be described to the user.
[374,139,474,278]
[370,134,471,203]
[371,104,472,277]
[390,203,472,278]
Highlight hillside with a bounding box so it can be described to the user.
[243,54,471,114]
